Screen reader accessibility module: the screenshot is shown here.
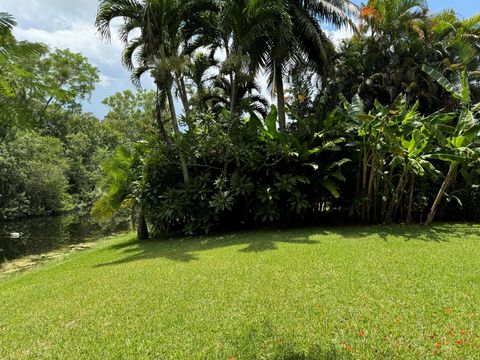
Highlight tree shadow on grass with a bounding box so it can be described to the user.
[94,229,320,267]
[312,223,480,243]
[94,223,479,268]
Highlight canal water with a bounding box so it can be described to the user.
[0,212,129,262]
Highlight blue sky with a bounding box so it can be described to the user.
[2,0,479,118]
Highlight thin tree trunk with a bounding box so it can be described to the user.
[224,44,236,116]
[229,45,242,116]
[166,86,181,136]
[425,162,458,226]
[381,165,394,220]
[366,151,377,223]
[176,73,190,116]
[230,72,238,115]
[166,85,190,184]
[385,170,407,224]
[136,208,149,241]
[275,64,286,132]
[155,88,171,146]
[361,144,369,223]
[406,174,415,225]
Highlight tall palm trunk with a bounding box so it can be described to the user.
[166,84,190,184]
[136,207,149,241]
[229,45,242,116]
[425,162,458,226]
[275,64,286,132]
[155,88,171,146]
[175,73,190,116]
[230,72,238,115]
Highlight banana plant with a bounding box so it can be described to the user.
[422,65,480,225]
[342,94,438,223]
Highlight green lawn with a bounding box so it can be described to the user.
[1,225,480,359]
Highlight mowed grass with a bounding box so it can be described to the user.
[1,225,480,359]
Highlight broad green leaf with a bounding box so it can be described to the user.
[330,172,346,182]
[428,153,464,162]
[457,109,474,135]
[422,64,467,103]
[264,105,278,138]
[451,136,466,148]
[303,162,319,171]
[321,179,340,199]
[422,64,456,94]
[460,70,471,104]
[351,94,364,115]
[327,158,352,170]
[408,159,425,176]
[472,102,480,113]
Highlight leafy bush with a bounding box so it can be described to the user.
[0,133,69,218]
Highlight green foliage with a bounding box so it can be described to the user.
[0,133,69,218]
[0,16,111,219]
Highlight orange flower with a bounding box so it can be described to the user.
[360,6,375,17]
[345,345,352,351]
[459,330,466,335]
[456,340,463,345]
[358,331,365,337]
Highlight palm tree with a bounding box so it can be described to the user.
[266,0,357,131]
[92,146,150,240]
[185,52,218,111]
[96,0,207,183]
[183,0,278,117]
[205,74,269,117]
[360,0,428,39]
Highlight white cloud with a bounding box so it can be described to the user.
[98,74,116,88]
[326,26,355,48]
[14,22,123,67]
[3,0,98,30]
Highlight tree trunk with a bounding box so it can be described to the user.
[136,208,149,241]
[155,89,171,146]
[176,73,190,116]
[366,151,377,223]
[361,144,369,223]
[166,86,181,136]
[230,72,238,115]
[385,171,407,224]
[166,85,190,184]
[425,162,458,226]
[406,174,415,225]
[275,64,286,132]
[229,45,242,116]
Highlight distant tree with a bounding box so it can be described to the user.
[102,90,158,144]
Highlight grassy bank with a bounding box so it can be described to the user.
[1,225,480,359]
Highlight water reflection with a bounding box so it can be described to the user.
[0,213,129,262]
